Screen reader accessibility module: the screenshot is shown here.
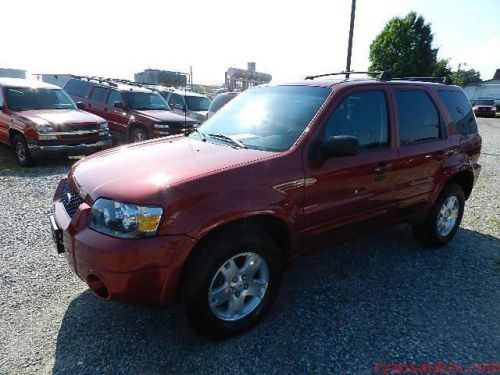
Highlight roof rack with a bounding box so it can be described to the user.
[304,71,391,81]
[392,76,452,84]
[71,75,156,90]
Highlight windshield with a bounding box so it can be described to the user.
[6,88,76,111]
[472,99,494,106]
[196,86,331,151]
[185,96,211,111]
[125,92,170,110]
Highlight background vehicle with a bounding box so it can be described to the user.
[52,73,481,339]
[64,77,196,143]
[207,92,239,119]
[161,89,211,123]
[470,98,497,117]
[0,78,111,166]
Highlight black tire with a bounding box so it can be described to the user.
[11,135,34,167]
[130,128,148,143]
[413,182,465,247]
[181,227,284,339]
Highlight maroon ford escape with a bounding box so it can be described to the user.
[51,76,481,339]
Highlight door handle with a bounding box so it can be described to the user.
[373,163,390,174]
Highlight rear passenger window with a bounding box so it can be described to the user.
[64,79,90,97]
[107,90,124,106]
[90,86,109,103]
[323,90,389,150]
[438,90,478,135]
[395,91,440,145]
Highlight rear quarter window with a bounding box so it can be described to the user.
[438,90,478,135]
[64,79,91,97]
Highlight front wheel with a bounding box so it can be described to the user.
[130,128,148,143]
[181,229,284,339]
[413,182,465,247]
[12,135,34,167]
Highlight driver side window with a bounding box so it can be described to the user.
[322,90,389,150]
[0,89,4,107]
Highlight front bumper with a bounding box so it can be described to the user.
[473,109,496,117]
[28,137,112,158]
[52,178,196,308]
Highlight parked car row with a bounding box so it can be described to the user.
[0,75,235,166]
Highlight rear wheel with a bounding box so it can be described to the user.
[12,135,34,167]
[413,182,465,247]
[130,128,148,143]
[181,228,284,339]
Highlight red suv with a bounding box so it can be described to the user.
[64,77,196,143]
[0,78,111,166]
[51,74,481,338]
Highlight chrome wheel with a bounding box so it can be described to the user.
[436,195,460,237]
[132,131,146,142]
[15,141,27,163]
[208,252,269,321]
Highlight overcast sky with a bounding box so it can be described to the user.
[1,0,499,85]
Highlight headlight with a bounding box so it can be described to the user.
[90,198,163,238]
[36,125,55,134]
[99,122,109,136]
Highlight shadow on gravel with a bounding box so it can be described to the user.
[52,226,500,374]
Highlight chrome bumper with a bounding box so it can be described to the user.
[28,139,112,156]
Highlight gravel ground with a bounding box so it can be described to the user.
[0,118,499,375]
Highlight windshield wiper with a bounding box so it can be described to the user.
[185,128,206,142]
[208,133,247,148]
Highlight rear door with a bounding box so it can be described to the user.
[302,87,399,243]
[390,87,451,209]
[86,86,109,120]
[106,90,129,137]
[168,93,186,116]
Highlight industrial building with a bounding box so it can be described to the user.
[225,63,272,91]
[464,69,500,107]
[135,69,188,87]
[0,68,26,79]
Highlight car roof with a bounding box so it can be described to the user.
[169,89,208,97]
[69,78,154,94]
[0,77,59,89]
[268,78,460,90]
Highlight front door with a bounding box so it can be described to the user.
[302,87,399,245]
[106,90,129,138]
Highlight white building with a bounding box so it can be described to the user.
[35,74,73,88]
[464,69,500,107]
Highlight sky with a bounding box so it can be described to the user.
[1,0,499,85]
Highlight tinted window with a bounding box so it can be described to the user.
[107,90,124,106]
[64,79,91,97]
[323,91,389,150]
[439,90,478,135]
[185,96,211,111]
[90,86,109,103]
[395,90,440,145]
[125,92,170,110]
[6,88,76,111]
[471,99,494,106]
[168,94,184,108]
[0,89,4,107]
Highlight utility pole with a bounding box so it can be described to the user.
[345,0,356,79]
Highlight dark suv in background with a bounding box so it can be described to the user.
[0,78,111,166]
[64,77,196,143]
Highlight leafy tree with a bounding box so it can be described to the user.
[451,68,481,87]
[369,12,449,78]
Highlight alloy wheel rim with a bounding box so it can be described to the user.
[16,142,26,162]
[436,195,460,237]
[208,252,269,321]
[134,132,144,142]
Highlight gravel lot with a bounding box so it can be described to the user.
[0,118,499,374]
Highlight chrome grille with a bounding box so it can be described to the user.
[61,180,84,218]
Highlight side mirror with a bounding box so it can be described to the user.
[113,101,125,109]
[76,102,86,110]
[321,135,359,159]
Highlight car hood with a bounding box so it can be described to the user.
[132,109,195,123]
[15,109,104,130]
[70,136,274,203]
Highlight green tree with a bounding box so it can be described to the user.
[451,68,481,87]
[369,12,449,78]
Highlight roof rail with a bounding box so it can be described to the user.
[304,71,391,81]
[392,76,452,84]
[71,75,159,90]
